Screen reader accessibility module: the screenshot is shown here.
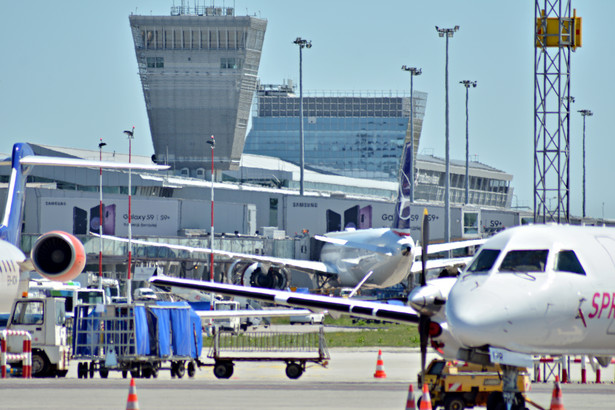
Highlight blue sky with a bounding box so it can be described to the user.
[1,1,612,218]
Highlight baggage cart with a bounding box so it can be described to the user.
[72,302,202,379]
[208,327,330,379]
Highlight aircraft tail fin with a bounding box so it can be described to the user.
[0,143,35,246]
[392,142,413,233]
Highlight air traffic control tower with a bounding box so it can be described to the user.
[129,5,267,175]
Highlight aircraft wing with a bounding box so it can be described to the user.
[410,257,473,274]
[150,275,420,324]
[193,308,313,319]
[416,238,485,255]
[95,234,337,275]
[18,155,170,171]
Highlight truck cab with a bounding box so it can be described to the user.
[7,297,70,377]
[213,300,241,333]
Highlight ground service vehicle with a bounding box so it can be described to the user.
[7,297,70,377]
[212,300,241,333]
[209,327,330,379]
[417,359,531,410]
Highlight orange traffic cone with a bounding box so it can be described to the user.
[549,375,565,410]
[419,383,433,410]
[405,384,417,410]
[373,349,387,378]
[126,378,140,410]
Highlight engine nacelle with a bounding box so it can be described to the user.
[30,231,86,282]
[241,263,290,290]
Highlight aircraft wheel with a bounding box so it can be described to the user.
[486,392,504,410]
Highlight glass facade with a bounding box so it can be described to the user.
[244,87,427,181]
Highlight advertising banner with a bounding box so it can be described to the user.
[40,197,179,237]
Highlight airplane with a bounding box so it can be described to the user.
[151,221,615,410]
[96,138,483,291]
[0,142,169,312]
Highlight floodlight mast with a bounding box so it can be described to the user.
[435,25,459,247]
[293,37,312,196]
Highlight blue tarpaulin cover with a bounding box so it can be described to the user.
[157,302,202,358]
[134,306,150,355]
[149,307,171,357]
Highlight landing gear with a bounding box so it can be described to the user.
[486,365,527,410]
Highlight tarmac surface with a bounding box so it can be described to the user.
[2,346,615,409]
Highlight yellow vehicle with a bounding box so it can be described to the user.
[417,359,531,410]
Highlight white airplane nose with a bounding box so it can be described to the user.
[447,282,509,347]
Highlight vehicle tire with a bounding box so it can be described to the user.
[444,394,466,410]
[486,392,504,410]
[187,361,196,378]
[130,364,141,379]
[285,362,303,379]
[213,361,233,379]
[170,363,177,378]
[77,362,86,379]
[175,361,186,378]
[99,367,109,379]
[151,367,159,378]
[32,352,50,378]
[122,370,128,379]
[56,369,68,378]
[89,362,95,379]
[142,366,152,379]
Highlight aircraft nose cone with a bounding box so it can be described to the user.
[447,282,508,347]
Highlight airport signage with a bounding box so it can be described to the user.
[39,197,180,236]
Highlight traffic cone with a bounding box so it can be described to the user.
[126,378,140,410]
[419,383,432,410]
[549,375,565,410]
[405,384,416,410]
[373,349,387,378]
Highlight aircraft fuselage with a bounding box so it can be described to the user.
[448,224,615,356]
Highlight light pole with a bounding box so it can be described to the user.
[578,109,593,218]
[123,127,134,304]
[401,66,422,203]
[98,138,107,290]
[460,80,477,205]
[293,37,312,196]
[206,135,215,282]
[436,25,459,245]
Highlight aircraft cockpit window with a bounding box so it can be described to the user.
[499,250,548,273]
[555,250,586,275]
[466,249,500,273]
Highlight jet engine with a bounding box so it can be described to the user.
[237,262,290,290]
[30,231,86,282]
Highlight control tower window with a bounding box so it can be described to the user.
[147,57,164,68]
[221,58,242,69]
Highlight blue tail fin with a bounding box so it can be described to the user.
[0,143,34,246]
[392,142,412,232]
